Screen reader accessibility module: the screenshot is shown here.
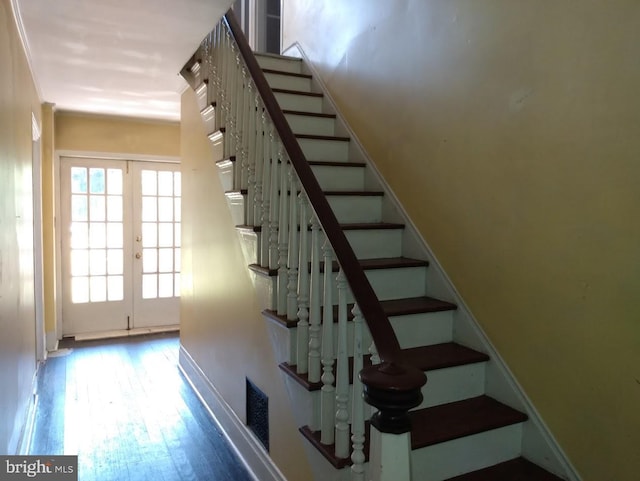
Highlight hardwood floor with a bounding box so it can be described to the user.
[30,333,254,481]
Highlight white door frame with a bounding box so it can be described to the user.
[31,113,45,362]
[54,150,179,340]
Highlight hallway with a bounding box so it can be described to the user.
[29,333,254,481]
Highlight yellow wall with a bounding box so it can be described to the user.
[0,0,40,453]
[179,88,313,481]
[55,111,180,157]
[283,1,640,480]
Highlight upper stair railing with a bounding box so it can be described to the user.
[182,9,426,481]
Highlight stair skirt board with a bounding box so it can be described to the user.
[179,346,286,481]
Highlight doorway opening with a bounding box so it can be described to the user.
[59,157,181,337]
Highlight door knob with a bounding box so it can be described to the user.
[135,252,142,259]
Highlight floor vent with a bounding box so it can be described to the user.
[246,378,269,452]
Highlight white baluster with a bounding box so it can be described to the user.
[296,192,310,374]
[252,98,264,230]
[320,239,335,445]
[277,160,290,316]
[287,173,299,321]
[260,123,272,268]
[334,267,350,458]
[238,67,249,194]
[369,340,381,365]
[268,138,280,271]
[350,303,366,481]
[307,215,322,384]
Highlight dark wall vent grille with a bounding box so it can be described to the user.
[246,378,269,452]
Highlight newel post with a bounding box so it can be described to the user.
[360,361,426,481]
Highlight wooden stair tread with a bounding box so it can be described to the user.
[362,256,428,269]
[279,342,488,391]
[236,221,405,234]
[380,295,456,315]
[410,396,528,449]
[339,222,404,230]
[263,295,455,328]
[444,457,565,481]
[296,133,350,141]
[283,109,336,119]
[308,160,365,167]
[273,87,323,97]
[262,68,312,79]
[323,190,384,196]
[402,343,489,371]
[300,396,527,468]
[333,256,429,271]
[248,263,277,277]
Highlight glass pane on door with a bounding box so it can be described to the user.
[140,169,181,299]
[68,166,124,304]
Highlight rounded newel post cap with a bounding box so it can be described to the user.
[359,361,427,434]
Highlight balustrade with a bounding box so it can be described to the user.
[185,12,427,481]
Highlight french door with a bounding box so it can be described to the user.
[60,157,181,335]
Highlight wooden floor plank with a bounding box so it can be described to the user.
[30,333,253,481]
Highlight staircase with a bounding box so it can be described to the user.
[180,10,576,481]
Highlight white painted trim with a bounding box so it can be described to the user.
[178,345,287,481]
[55,150,180,164]
[9,0,43,101]
[32,113,46,362]
[31,113,41,141]
[16,370,38,455]
[281,41,582,481]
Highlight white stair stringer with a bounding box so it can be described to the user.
[187,45,580,481]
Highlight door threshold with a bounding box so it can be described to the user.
[72,325,180,342]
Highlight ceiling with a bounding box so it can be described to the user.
[14,0,233,121]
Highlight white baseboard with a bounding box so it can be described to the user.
[16,369,39,455]
[178,345,287,481]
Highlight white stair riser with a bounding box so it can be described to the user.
[327,196,383,224]
[298,227,403,260]
[411,423,524,481]
[417,364,486,409]
[274,92,323,113]
[334,266,427,303]
[265,72,312,92]
[344,228,403,259]
[311,164,365,191]
[256,55,303,74]
[281,309,455,363]
[286,113,336,136]
[391,311,454,349]
[298,138,350,162]
[365,266,428,301]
